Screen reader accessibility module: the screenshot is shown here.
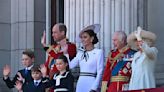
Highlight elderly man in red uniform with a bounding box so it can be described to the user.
[41,23,76,79]
[101,31,136,92]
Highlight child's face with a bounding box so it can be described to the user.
[31,71,42,80]
[55,59,67,72]
[22,54,34,67]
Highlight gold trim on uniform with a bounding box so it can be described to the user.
[46,45,52,53]
[111,76,129,82]
[46,45,61,54]
[123,68,128,74]
[101,81,108,92]
[109,45,130,70]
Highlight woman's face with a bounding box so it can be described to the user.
[135,41,143,50]
[80,32,93,47]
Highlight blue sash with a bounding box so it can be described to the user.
[111,60,126,76]
[49,59,56,69]
[111,49,136,76]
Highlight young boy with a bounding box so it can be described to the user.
[3,49,34,89]
[16,65,50,92]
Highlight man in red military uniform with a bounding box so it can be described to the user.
[101,31,136,92]
[41,23,76,79]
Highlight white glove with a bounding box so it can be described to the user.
[134,26,142,41]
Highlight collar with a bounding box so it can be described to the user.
[25,64,34,70]
[110,45,130,61]
[118,45,129,53]
[53,71,69,79]
[57,38,67,45]
[34,79,42,83]
[53,71,69,86]
[78,46,95,52]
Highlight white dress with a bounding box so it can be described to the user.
[128,42,158,90]
[68,48,104,92]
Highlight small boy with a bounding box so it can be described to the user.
[16,65,50,92]
[3,49,35,89]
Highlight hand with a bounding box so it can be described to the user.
[60,44,68,54]
[17,72,25,83]
[15,81,23,91]
[3,65,11,78]
[59,38,67,46]
[41,31,46,47]
[40,64,47,77]
[137,40,143,49]
[134,26,142,41]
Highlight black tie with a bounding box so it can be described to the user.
[35,82,38,86]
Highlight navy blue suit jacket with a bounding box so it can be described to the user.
[3,69,33,88]
[22,79,50,92]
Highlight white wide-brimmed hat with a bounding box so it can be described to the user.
[76,24,101,42]
[127,27,156,49]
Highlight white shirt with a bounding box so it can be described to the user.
[25,64,34,70]
[34,79,41,86]
[68,48,104,91]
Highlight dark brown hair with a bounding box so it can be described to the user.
[31,65,41,73]
[81,29,99,44]
[58,23,67,36]
[22,49,35,59]
[57,55,69,71]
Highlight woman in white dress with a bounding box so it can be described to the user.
[67,24,104,92]
[127,27,158,90]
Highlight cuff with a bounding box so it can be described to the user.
[101,81,108,92]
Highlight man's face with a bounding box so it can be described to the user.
[52,25,64,42]
[21,54,34,67]
[31,71,42,80]
[112,33,122,49]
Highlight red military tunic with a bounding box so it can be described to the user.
[44,42,76,79]
[101,46,136,92]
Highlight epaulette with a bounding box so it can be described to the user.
[108,49,116,61]
[46,44,60,54]
[107,50,115,70]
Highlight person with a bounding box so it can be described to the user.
[3,49,34,89]
[53,55,74,92]
[127,27,158,90]
[41,23,77,79]
[15,65,50,92]
[41,55,74,92]
[66,24,104,92]
[101,31,136,92]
